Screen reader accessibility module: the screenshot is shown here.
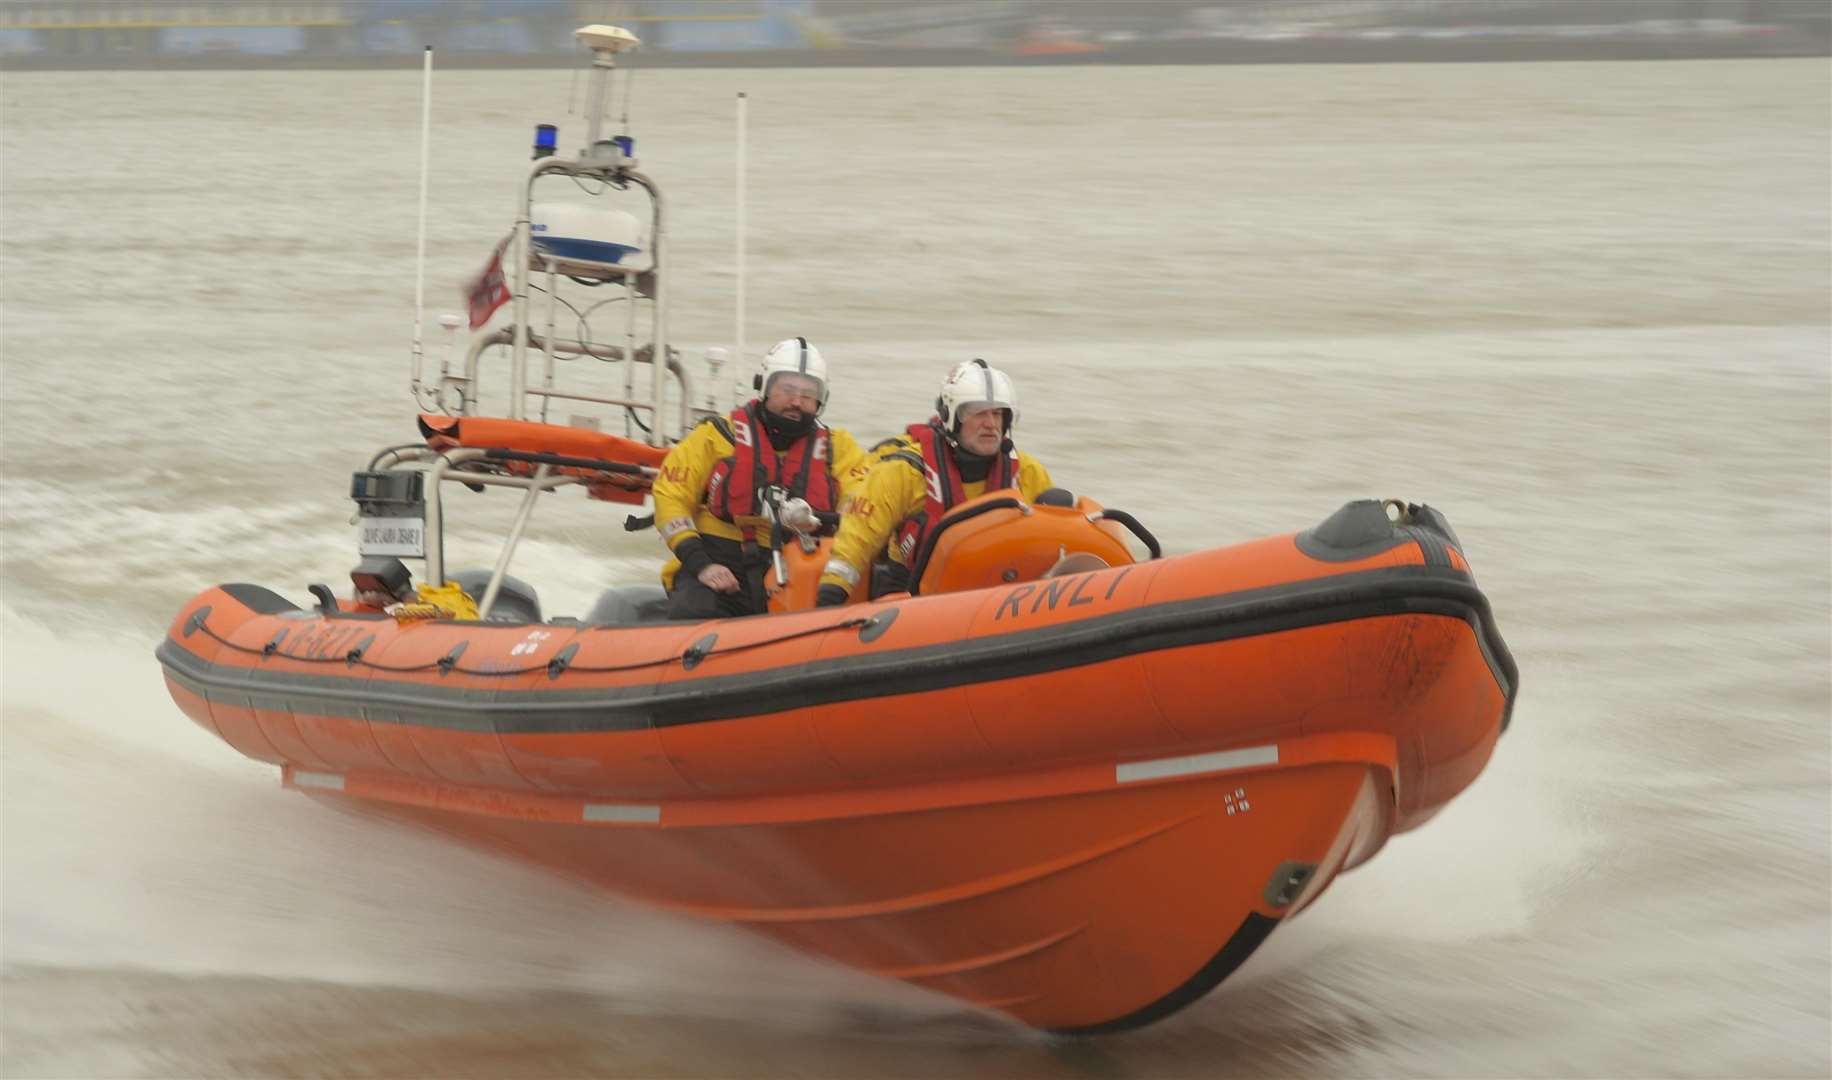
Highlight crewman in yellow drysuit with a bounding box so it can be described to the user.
[816,359,1052,605]
[653,337,867,619]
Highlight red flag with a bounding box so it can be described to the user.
[463,235,512,330]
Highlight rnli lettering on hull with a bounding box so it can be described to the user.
[994,567,1131,621]
[276,624,368,661]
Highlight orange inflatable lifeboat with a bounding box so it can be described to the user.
[156,419,1517,1031]
[156,23,1515,1032]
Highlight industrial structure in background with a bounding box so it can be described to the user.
[1,0,1826,65]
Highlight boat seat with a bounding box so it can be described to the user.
[586,584,670,626]
[1044,551,1110,577]
[447,569,542,623]
[869,560,911,599]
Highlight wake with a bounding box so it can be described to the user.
[0,606,949,1027]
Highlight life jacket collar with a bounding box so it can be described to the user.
[893,421,1018,567]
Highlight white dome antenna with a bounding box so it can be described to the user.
[575,24,640,56]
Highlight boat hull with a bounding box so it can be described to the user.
[276,735,1392,1030]
[156,507,1515,1030]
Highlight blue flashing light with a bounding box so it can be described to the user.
[533,124,557,160]
[612,135,634,158]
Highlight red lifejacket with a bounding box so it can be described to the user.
[890,421,1019,566]
[706,401,836,541]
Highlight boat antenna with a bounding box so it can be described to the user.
[411,45,433,399]
[736,90,748,380]
[576,24,638,149]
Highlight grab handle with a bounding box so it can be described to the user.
[1090,509,1162,560]
[482,447,652,476]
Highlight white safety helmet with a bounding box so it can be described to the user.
[936,358,1018,433]
[754,337,829,413]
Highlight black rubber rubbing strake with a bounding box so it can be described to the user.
[1407,525,1451,568]
[1049,913,1281,1035]
[157,564,1518,738]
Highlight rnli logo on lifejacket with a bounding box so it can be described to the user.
[923,464,943,503]
[814,433,828,460]
[732,418,753,448]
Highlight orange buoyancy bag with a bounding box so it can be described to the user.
[914,493,1136,597]
[416,414,664,504]
[892,421,1018,567]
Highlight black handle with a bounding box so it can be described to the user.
[307,583,340,614]
[1095,509,1162,560]
[482,447,650,476]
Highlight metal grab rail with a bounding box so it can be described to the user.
[457,326,693,435]
[423,450,570,595]
[509,160,670,445]
[419,445,659,614]
[477,463,551,620]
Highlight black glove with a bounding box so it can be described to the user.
[671,537,713,581]
[815,583,850,608]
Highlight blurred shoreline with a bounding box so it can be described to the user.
[6,33,1828,72]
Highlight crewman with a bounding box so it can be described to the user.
[653,337,866,619]
[816,359,1052,605]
